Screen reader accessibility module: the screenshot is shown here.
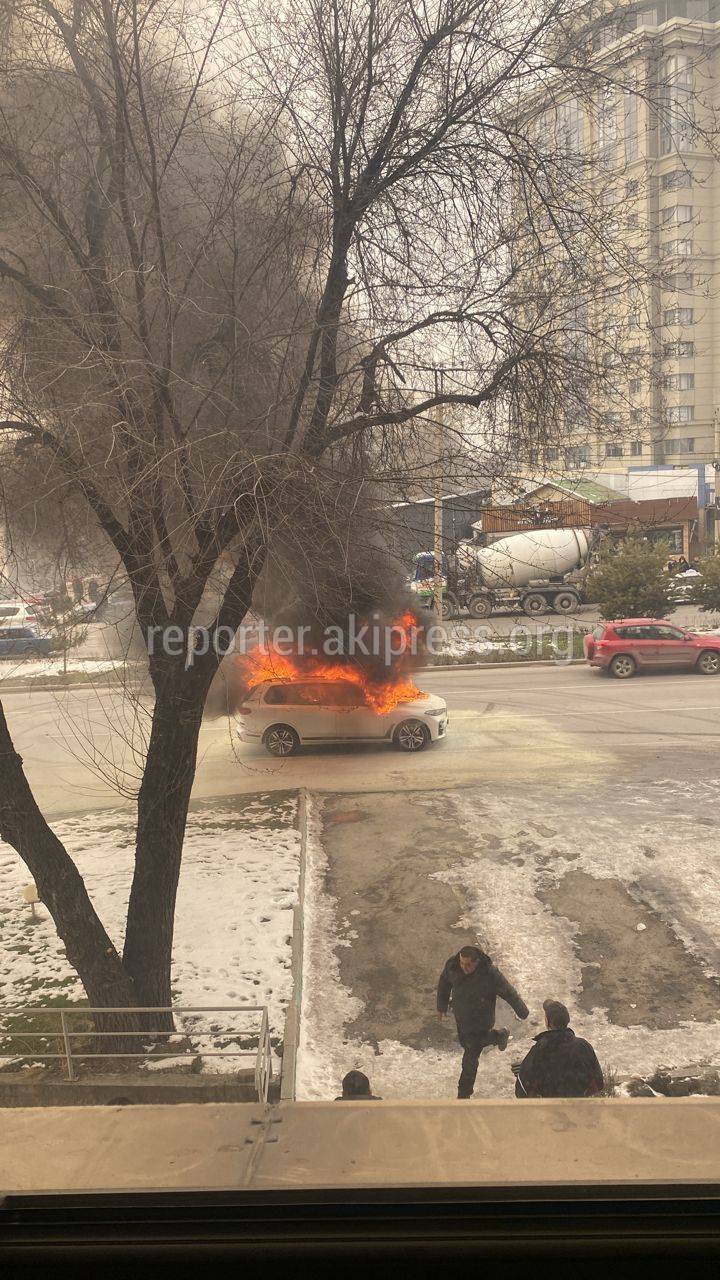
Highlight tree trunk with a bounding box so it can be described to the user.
[0,700,140,1052]
[121,658,211,1028]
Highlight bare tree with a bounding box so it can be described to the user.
[0,0,697,1025]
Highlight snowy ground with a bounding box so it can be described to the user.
[296,785,720,1101]
[0,658,125,682]
[0,793,300,1071]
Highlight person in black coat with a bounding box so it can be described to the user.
[334,1070,381,1100]
[437,945,529,1099]
[513,999,603,1098]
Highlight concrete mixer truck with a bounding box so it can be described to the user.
[408,527,594,619]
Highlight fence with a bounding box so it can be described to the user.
[0,1004,273,1102]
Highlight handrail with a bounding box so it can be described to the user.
[0,1004,273,1101]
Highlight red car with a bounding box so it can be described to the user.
[584,619,720,679]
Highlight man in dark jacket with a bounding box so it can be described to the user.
[437,945,529,1099]
[513,999,603,1098]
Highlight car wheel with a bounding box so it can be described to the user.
[393,719,431,752]
[263,725,300,757]
[522,593,547,617]
[467,594,493,619]
[610,654,636,679]
[553,591,578,615]
[697,649,720,676]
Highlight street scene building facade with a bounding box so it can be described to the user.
[523,0,720,542]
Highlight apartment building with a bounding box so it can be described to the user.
[522,1,720,538]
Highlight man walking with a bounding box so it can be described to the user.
[436,944,529,1099]
[513,999,603,1098]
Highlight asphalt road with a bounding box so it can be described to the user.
[2,660,719,817]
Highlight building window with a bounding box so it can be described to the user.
[659,238,693,257]
[597,86,618,162]
[630,440,643,456]
[661,168,692,191]
[565,446,591,466]
[627,212,639,229]
[528,449,539,464]
[629,378,642,394]
[664,436,696,453]
[546,447,559,462]
[624,79,639,162]
[557,97,583,156]
[664,373,695,390]
[661,204,693,224]
[627,179,640,197]
[659,54,695,155]
[667,405,694,423]
[605,442,623,457]
[664,307,694,324]
[663,273,694,292]
[663,339,695,357]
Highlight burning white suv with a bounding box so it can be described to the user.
[235,678,448,756]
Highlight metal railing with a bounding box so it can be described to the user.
[0,1004,273,1102]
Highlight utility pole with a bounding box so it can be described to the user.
[433,369,445,620]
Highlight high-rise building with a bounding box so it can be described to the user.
[524,1,720,537]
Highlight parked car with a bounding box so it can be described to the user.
[584,619,720,679]
[235,678,449,756]
[0,601,39,628]
[0,626,55,658]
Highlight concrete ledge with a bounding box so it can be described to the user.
[3,1098,720,1192]
[0,1071,276,1108]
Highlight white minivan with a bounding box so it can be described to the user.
[235,678,448,756]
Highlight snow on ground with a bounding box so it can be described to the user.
[0,658,124,681]
[296,783,720,1101]
[0,794,300,1070]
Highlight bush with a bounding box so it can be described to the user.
[584,539,673,621]
[688,554,720,613]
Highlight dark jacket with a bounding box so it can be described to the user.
[436,949,529,1033]
[514,1028,604,1099]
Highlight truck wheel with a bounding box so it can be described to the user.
[440,593,459,620]
[522,593,547,617]
[553,591,579,615]
[467,594,492,619]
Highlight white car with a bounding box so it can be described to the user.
[235,678,448,756]
[0,601,39,628]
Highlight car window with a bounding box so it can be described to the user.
[0,605,19,618]
[264,684,290,705]
[264,682,328,706]
[325,681,366,708]
[614,625,652,640]
[651,626,687,641]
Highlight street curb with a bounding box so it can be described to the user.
[416,657,587,672]
[0,679,145,695]
[281,787,309,1101]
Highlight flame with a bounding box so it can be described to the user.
[240,611,428,715]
